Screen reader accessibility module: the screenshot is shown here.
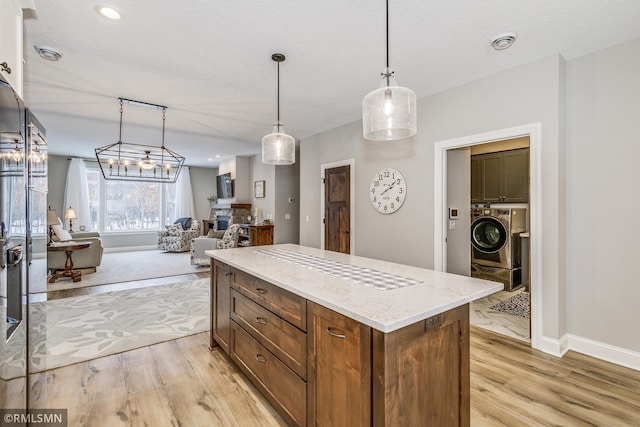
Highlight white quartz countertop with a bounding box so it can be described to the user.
[207,244,502,333]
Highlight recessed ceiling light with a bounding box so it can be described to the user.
[215,155,220,158]
[96,5,121,20]
[207,158,213,162]
[491,32,518,50]
[34,45,62,61]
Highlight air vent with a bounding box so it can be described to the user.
[491,32,518,50]
[34,45,63,61]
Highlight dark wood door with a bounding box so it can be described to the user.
[212,261,232,354]
[324,165,350,254]
[307,302,371,426]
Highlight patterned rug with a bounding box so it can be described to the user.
[2,277,209,378]
[490,292,530,318]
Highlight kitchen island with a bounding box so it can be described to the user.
[207,244,502,426]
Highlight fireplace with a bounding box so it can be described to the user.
[216,215,230,231]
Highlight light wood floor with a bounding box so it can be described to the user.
[25,327,640,426]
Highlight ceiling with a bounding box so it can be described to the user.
[22,0,640,168]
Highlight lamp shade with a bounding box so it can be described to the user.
[363,70,417,141]
[64,207,77,220]
[262,123,295,165]
[47,209,58,226]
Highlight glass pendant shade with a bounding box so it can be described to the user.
[363,69,417,141]
[262,123,295,165]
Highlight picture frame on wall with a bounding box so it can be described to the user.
[254,180,265,198]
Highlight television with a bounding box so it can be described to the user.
[216,173,234,199]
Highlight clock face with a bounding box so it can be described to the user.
[369,168,406,214]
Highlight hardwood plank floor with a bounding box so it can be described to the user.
[28,327,640,426]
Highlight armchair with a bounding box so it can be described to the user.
[158,217,201,252]
[190,223,241,266]
[48,228,104,272]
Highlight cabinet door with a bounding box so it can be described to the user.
[307,302,371,426]
[212,261,232,354]
[501,149,529,202]
[0,0,23,96]
[470,156,482,203]
[480,153,502,202]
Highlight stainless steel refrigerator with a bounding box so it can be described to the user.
[0,74,48,417]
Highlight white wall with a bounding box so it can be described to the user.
[565,38,640,354]
[249,152,300,244]
[274,150,300,244]
[250,155,275,222]
[446,148,470,276]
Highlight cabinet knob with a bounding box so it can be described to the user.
[255,288,267,295]
[255,317,267,325]
[1,62,11,74]
[224,271,232,276]
[255,353,267,363]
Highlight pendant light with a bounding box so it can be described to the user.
[362,0,417,141]
[262,53,295,165]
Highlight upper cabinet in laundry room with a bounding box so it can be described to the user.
[471,148,529,203]
[0,0,25,97]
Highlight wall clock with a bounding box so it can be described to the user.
[369,167,406,214]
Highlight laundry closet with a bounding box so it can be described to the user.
[469,137,530,292]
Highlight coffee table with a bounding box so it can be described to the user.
[47,242,92,283]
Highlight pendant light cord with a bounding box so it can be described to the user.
[118,99,123,143]
[277,60,281,125]
[386,0,389,70]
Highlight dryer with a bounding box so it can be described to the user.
[470,208,526,290]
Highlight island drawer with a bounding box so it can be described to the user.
[231,322,307,426]
[232,269,307,331]
[231,289,307,379]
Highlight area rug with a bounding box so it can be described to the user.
[489,292,530,318]
[27,277,209,373]
[30,250,208,294]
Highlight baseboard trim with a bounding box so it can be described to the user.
[567,334,640,371]
[538,334,569,357]
[103,245,158,253]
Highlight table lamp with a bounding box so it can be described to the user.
[65,207,77,232]
[47,208,58,244]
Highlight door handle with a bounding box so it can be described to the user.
[1,62,11,74]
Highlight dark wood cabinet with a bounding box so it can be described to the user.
[307,302,371,427]
[212,261,472,426]
[471,148,529,203]
[211,261,232,353]
[249,224,274,246]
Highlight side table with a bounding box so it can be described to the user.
[47,242,92,283]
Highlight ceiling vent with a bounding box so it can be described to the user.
[34,45,63,61]
[491,32,518,50]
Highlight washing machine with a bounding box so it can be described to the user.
[470,208,526,290]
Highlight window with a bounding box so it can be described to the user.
[86,166,174,232]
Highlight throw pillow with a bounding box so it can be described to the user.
[51,224,72,241]
[207,229,223,238]
[174,217,192,230]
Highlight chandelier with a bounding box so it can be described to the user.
[95,98,185,183]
